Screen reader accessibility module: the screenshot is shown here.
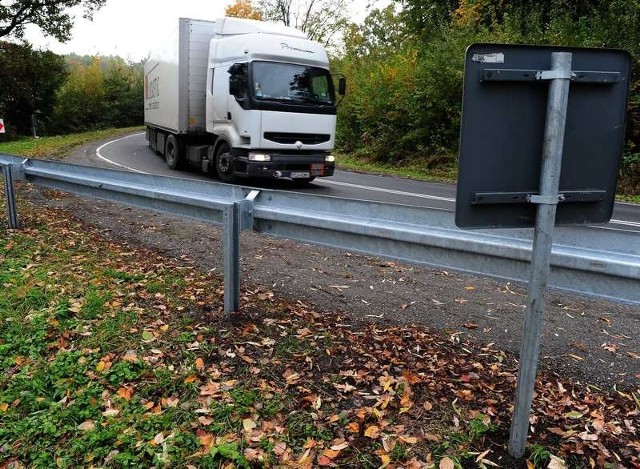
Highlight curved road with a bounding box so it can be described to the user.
[61,131,639,388]
[90,132,640,232]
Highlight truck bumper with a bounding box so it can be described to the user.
[232,151,335,179]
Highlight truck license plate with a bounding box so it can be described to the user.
[290,172,310,179]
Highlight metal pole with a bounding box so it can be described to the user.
[223,202,241,313]
[508,52,572,458]
[2,164,20,229]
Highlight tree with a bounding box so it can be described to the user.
[0,0,106,42]
[0,41,67,136]
[226,0,263,20]
[257,0,349,47]
[343,5,406,60]
[50,57,144,134]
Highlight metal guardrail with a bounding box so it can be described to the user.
[2,153,640,311]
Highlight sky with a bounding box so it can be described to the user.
[24,0,387,62]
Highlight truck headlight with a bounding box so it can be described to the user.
[325,154,335,163]
[248,152,271,162]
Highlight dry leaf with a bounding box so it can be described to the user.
[117,387,133,401]
[364,425,381,439]
[440,456,455,469]
[547,455,566,469]
[78,420,95,431]
[243,418,257,432]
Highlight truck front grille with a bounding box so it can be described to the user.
[264,132,331,145]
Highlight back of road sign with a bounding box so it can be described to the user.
[455,44,631,229]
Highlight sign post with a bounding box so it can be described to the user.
[507,52,572,458]
[455,44,630,459]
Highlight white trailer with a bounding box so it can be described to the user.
[144,17,344,184]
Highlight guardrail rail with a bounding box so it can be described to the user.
[2,153,639,312]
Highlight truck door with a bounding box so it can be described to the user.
[209,66,229,126]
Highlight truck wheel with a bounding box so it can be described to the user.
[164,134,183,169]
[148,129,157,153]
[215,143,238,183]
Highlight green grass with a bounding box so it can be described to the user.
[0,126,143,159]
[336,151,458,184]
[337,152,640,202]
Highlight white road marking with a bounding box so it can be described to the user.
[96,132,148,174]
[608,219,640,228]
[321,180,639,229]
[97,132,639,230]
[320,179,456,202]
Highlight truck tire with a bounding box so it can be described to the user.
[149,129,160,154]
[164,134,183,169]
[215,143,238,183]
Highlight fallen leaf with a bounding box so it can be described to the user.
[346,422,360,433]
[577,431,598,441]
[153,432,164,445]
[364,425,381,439]
[377,452,391,468]
[117,387,133,401]
[398,435,418,444]
[547,455,566,469]
[198,416,213,425]
[440,456,455,469]
[331,441,349,451]
[322,449,340,460]
[243,418,257,432]
[78,420,95,431]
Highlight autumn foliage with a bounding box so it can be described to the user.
[226,0,263,20]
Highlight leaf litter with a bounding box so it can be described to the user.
[0,195,638,467]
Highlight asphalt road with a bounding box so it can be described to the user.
[83,132,640,232]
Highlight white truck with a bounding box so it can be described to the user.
[143,17,344,185]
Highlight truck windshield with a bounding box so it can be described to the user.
[251,61,335,105]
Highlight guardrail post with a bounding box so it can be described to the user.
[2,164,19,229]
[509,52,573,458]
[222,190,260,313]
[223,202,241,313]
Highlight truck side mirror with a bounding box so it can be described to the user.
[228,63,248,99]
[338,77,346,96]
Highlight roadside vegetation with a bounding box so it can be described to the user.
[2,1,640,201]
[0,127,142,160]
[1,130,639,468]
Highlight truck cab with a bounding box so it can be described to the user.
[144,17,344,185]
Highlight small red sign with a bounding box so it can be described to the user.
[0,119,5,133]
